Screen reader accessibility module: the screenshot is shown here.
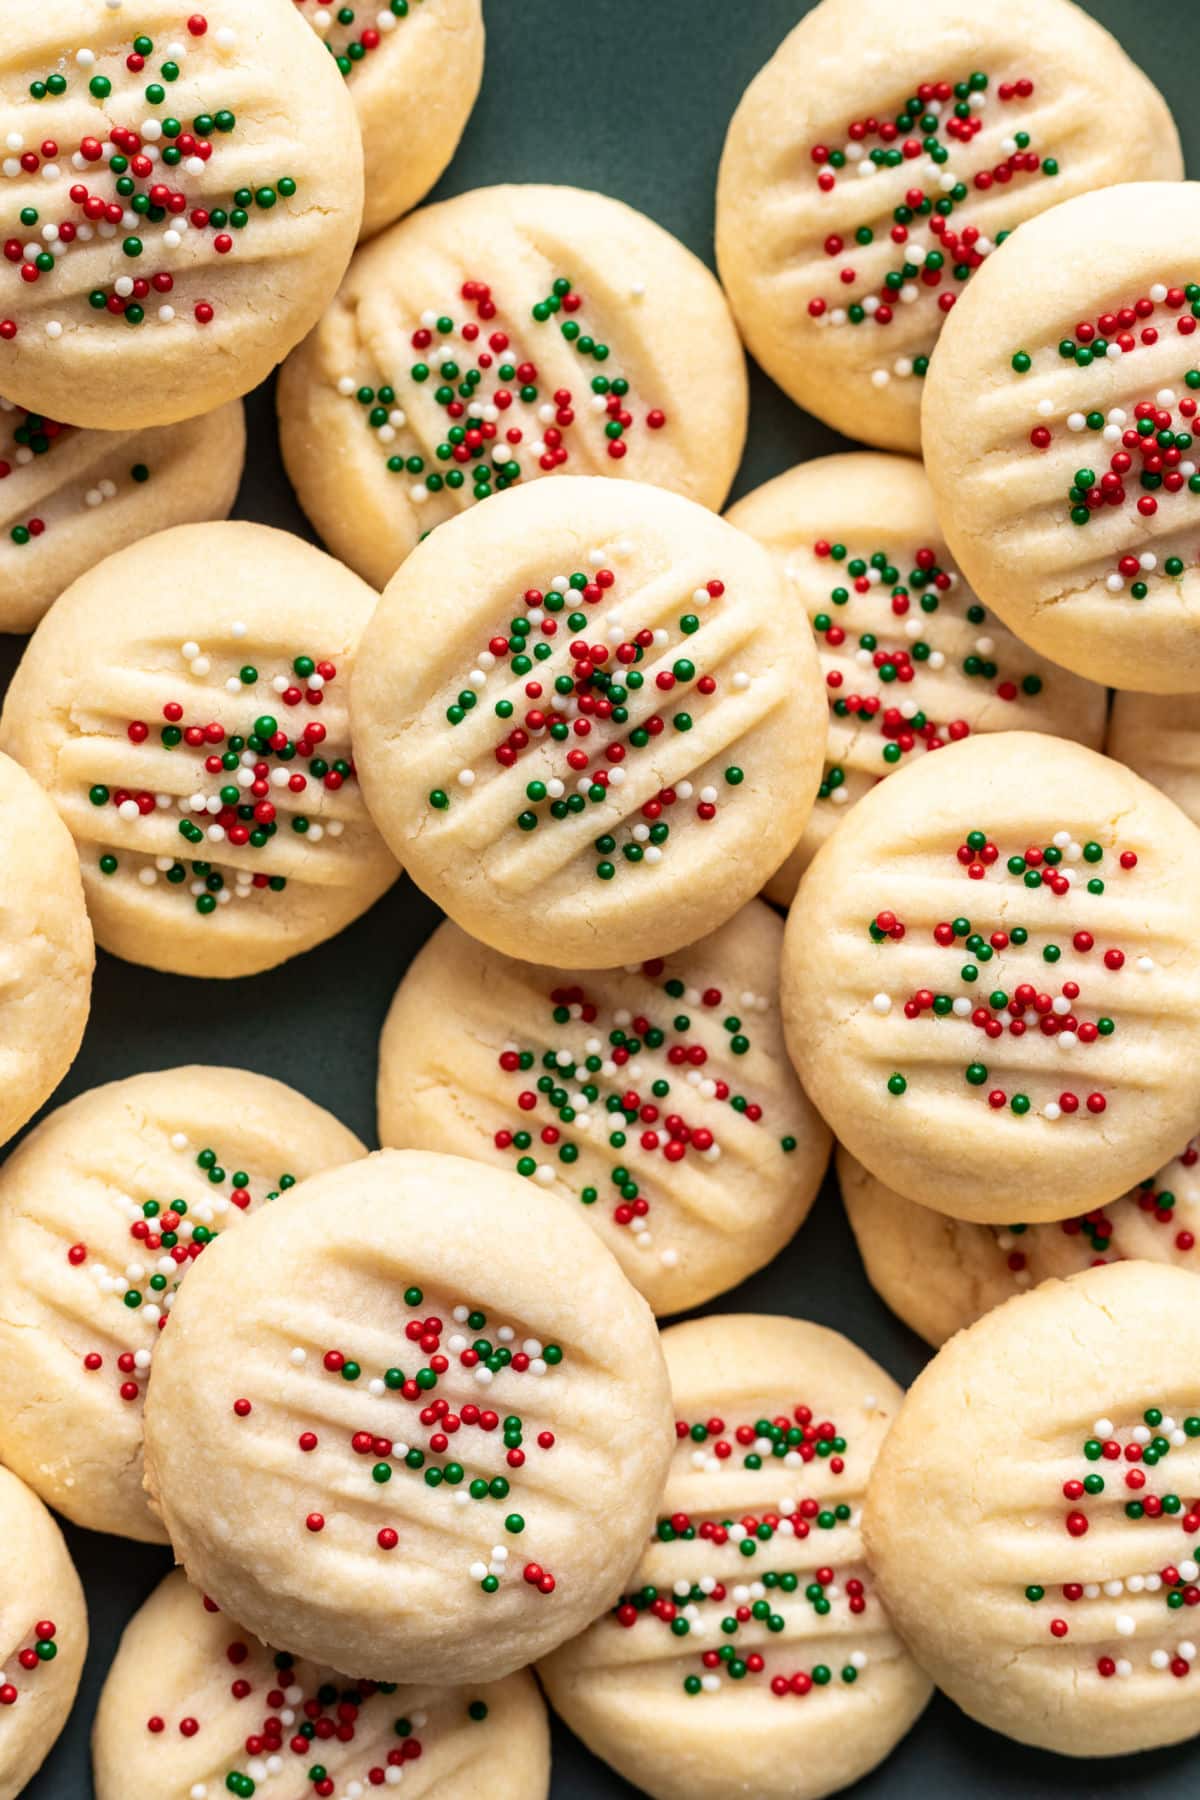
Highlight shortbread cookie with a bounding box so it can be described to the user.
[1108,689,1200,829]
[0,1066,364,1543]
[0,1465,87,1800]
[143,1148,674,1685]
[377,902,831,1314]
[865,1261,1200,1755]
[0,0,362,431]
[539,1314,930,1800]
[0,520,400,978]
[715,0,1181,454]
[0,749,91,1150]
[925,182,1200,692]
[727,454,1107,905]
[93,1569,550,1800]
[277,185,748,587]
[782,732,1200,1223]
[296,0,485,240]
[352,478,825,967]
[839,1134,1200,1347]
[0,395,244,633]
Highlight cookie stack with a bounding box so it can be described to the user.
[0,1,1196,1797]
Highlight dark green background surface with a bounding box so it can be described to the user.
[19,2,1199,1795]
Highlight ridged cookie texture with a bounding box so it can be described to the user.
[352,477,826,968]
[925,181,1200,692]
[0,0,363,429]
[865,1261,1200,1756]
[0,1465,88,1800]
[782,732,1200,1223]
[142,1149,675,1687]
[1108,688,1200,829]
[715,0,1181,453]
[277,184,748,588]
[0,748,92,1150]
[839,1133,1200,1348]
[538,1314,930,1800]
[0,520,400,978]
[0,395,244,632]
[727,453,1107,905]
[0,1066,364,1543]
[295,0,485,240]
[92,1570,550,1800]
[377,902,831,1315]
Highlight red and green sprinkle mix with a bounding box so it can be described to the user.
[0,395,152,545]
[338,276,668,509]
[877,832,1144,1117]
[2,13,296,341]
[294,0,425,77]
[0,1619,60,1708]
[807,74,1059,390]
[1023,1408,1200,1681]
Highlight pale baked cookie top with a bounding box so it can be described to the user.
[0,1466,87,1800]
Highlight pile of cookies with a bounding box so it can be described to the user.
[0,0,1197,1795]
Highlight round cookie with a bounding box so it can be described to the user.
[277,184,748,588]
[0,749,92,1150]
[93,1569,549,1800]
[1108,689,1200,829]
[924,181,1200,693]
[377,902,831,1314]
[0,0,363,431]
[0,520,400,979]
[538,1314,931,1800]
[715,0,1181,454]
[865,1261,1200,1755]
[0,395,244,633]
[0,1465,88,1800]
[352,477,826,968]
[143,1148,675,1685]
[726,453,1108,905]
[0,1066,364,1543]
[295,0,485,240]
[782,731,1200,1223]
[839,1133,1200,1348]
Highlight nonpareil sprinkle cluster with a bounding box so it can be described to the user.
[427,567,747,881]
[271,1297,564,1594]
[878,830,1142,1118]
[1023,1408,1200,1682]
[810,537,1045,800]
[293,0,423,78]
[807,73,1060,393]
[1,12,296,340]
[489,957,788,1261]
[0,1619,60,1708]
[88,635,353,914]
[339,275,668,511]
[0,395,153,546]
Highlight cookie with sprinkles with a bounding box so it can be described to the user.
[0,0,362,430]
[0,1464,87,1800]
[0,393,243,633]
[866,1260,1200,1755]
[276,184,748,588]
[839,1133,1200,1348]
[93,1570,550,1800]
[538,1313,930,1800]
[0,748,92,1150]
[294,0,484,240]
[351,476,826,967]
[142,1148,674,1685]
[1109,688,1200,831]
[726,452,1107,906]
[0,520,400,978]
[0,1066,364,1543]
[782,730,1200,1223]
[715,0,1181,454]
[925,181,1200,691]
[377,902,831,1314]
